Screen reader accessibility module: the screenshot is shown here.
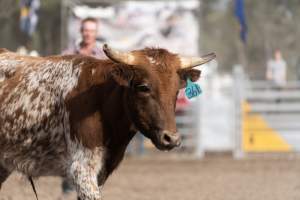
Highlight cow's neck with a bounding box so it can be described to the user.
[99,83,136,181]
[67,59,137,183]
[90,61,137,151]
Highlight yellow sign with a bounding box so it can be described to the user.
[242,101,291,152]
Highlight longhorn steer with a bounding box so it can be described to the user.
[0,45,215,200]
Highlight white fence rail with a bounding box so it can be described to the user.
[234,66,300,157]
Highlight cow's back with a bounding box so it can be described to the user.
[0,52,82,176]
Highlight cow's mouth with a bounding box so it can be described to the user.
[149,130,181,151]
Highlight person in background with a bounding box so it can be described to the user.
[266,49,287,88]
[63,17,106,58]
[61,17,106,199]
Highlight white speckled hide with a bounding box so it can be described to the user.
[0,51,104,200]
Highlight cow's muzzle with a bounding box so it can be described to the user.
[156,130,181,150]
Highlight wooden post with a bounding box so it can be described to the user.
[233,65,245,159]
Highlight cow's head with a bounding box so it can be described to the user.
[103,44,215,151]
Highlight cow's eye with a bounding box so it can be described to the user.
[135,84,151,93]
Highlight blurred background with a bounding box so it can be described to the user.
[1,0,300,200]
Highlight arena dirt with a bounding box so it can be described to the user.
[1,155,300,200]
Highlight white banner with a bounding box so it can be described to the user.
[68,0,200,56]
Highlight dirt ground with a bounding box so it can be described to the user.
[1,154,300,200]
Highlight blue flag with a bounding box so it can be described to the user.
[20,0,40,37]
[234,0,247,43]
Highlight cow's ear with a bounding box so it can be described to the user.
[177,69,201,89]
[110,66,135,87]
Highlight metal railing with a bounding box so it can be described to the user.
[234,66,300,157]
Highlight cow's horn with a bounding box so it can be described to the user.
[103,44,135,65]
[179,53,216,69]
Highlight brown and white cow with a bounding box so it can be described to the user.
[0,45,215,200]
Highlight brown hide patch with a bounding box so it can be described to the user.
[76,112,103,149]
[134,48,181,72]
[139,48,182,94]
[30,89,40,102]
[0,69,23,104]
[65,57,117,149]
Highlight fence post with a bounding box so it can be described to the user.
[233,65,245,159]
[194,95,204,158]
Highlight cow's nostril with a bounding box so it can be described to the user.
[163,134,172,144]
[160,132,181,148]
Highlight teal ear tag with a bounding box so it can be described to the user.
[185,78,202,99]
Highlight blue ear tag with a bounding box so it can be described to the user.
[185,78,202,99]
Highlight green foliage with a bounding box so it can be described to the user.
[201,0,300,80]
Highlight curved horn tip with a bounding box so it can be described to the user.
[102,44,135,65]
[103,43,109,51]
[204,52,217,59]
[179,52,217,69]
